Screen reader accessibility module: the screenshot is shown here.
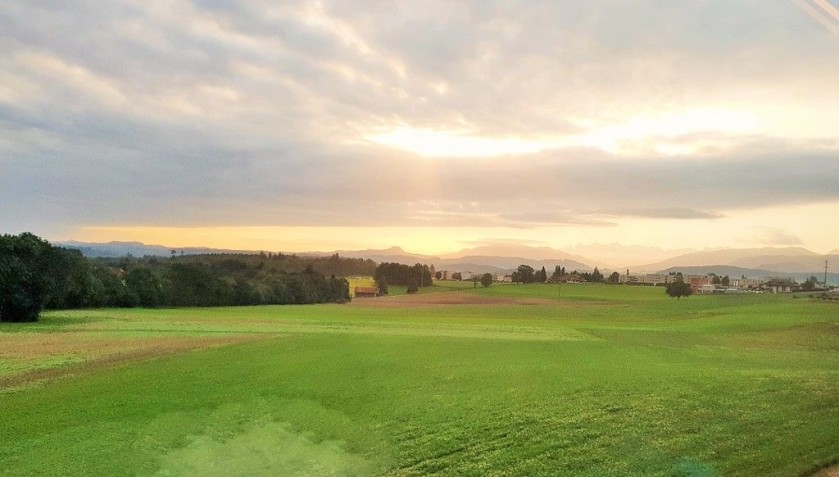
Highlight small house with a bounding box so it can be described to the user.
[354,286,380,298]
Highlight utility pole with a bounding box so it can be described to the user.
[825,259,830,289]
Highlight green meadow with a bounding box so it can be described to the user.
[1,284,838,476]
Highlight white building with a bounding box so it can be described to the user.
[620,273,680,285]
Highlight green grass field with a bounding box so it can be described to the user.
[1,284,838,476]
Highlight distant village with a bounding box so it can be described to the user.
[436,269,828,295]
[616,273,802,294]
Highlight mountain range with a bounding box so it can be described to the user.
[632,247,835,274]
[317,245,594,275]
[56,241,837,284]
[655,266,839,287]
[56,241,251,258]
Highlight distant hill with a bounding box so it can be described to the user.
[437,256,592,273]
[563,243,698,269]
[311,246,443,266]
[338,245,597,273]
[635,247,832,274]
[727,254,835,273]
[657,265,839,285]
[441,244,592,264]
[55,241,597,274]
[53,240,835,282]
[433,263,511,275]
[56,241,251,258]
[310,246,595,274]
[656,265,779,280]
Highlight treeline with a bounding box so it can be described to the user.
[511,265,606,283]
[84,254,362,308]
[102,258,352,308]
[374,262,433,289]
[1,233,365,322]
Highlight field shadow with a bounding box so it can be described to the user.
[0,314,105,332]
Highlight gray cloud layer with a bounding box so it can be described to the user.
[1,1,838,234]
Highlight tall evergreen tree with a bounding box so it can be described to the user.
[535,266,548,283]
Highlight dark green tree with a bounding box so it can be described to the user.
[0,233,59,322]
[721,275,730,286]
[44,247,99,309]
[480,273,493,288]
[126,267,164,307]
[802,276,819,292]
[512,265,535,283]
[165,262,233,307]
[328,275,351,303]
[374,262,432,287]
[590,267,604,283]
[608,271,621,283]
[535,266,547,283]
[407,277,419,294]
[232,280,261,306]
[666,280,692,299]
[377,277,389,295]
[413,263,432,287]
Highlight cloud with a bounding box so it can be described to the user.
[792,0,839,36]
[1,1,838,237]
[597,208,724,220]
[753,228,805,246]
[460,238,550,247]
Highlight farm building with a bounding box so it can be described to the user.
[354,286,380,298]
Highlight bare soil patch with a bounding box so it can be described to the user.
[812,464,839,477]
[349,292,558,308]
[0,334,263,390]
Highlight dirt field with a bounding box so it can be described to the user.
[0,333,262,390]
[348,291,559,307]
[813,465,839,477]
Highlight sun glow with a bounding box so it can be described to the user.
[366,108,762,158]
[569,108,762,154]
[365,127,563,158]
[76,226,473,256]
[72,200,839,260]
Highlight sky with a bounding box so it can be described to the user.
[1,0,838,256]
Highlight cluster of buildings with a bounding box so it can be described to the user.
[620,272,795,294]
[436,269,813,294]
[437,271,513,282]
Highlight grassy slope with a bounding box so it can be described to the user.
[1,285,838,476]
